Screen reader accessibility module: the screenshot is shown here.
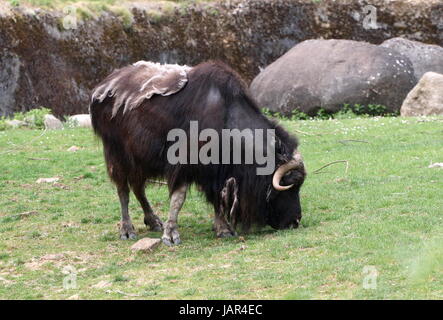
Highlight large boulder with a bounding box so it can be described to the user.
[68,114,92,128]
[43,114,63,130]
[400,72,443,117]
[250,39,417,115]
[381,38,443,80]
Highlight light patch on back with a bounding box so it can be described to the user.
[206,86,222,106]
[91,61,191,118]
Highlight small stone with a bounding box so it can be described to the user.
[5,119,26,128]
[130,238,161,252]
[36,177,60,184]
[67,146,80,152]
[428,163,443,168]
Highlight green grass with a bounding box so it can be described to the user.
[0,116,442,299]
[5,0,215,24]
[8,0,214,10]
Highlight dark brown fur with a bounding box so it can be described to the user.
[90,61,304,239]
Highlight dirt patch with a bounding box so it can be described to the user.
[24,251,95,271]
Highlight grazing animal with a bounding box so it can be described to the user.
[90,60,306,245]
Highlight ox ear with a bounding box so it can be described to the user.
[220,177,239,226]
[281,170,304,186]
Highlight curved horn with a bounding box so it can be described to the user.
[272,151,303,191]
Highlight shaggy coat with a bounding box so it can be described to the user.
[90,61,304,235]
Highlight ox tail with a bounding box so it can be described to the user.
[89,97,111,138]
[89,96,133,184]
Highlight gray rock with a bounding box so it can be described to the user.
[130,238,161,252]
[5,119,26,128]
[250,39,417,115]
[0,53,20,117]
[68,114,92,128]
[43,114,63,130]
[381,37,443,80]
[36,177,60,184]
[401,72,443,116]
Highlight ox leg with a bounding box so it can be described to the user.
[117,183,137,240]
[130,180,163,232]
[162,185,187,246]
[214,177,238,238]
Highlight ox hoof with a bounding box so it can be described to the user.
[151,225,163,232]
[161,232,181,246]
[162,223,181,246]
[120,222,137,240]
[144,215,164,232]
[120,233,137,240]
[162,236,181,247]
[216,230,237,238]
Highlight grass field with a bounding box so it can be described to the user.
[6,0,208,10]
[3,0,211,22]
[0,116,442,299]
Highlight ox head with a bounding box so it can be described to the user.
[267,150,306,230]
[220,150,306,232]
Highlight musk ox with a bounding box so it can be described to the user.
[90,60,306,245]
